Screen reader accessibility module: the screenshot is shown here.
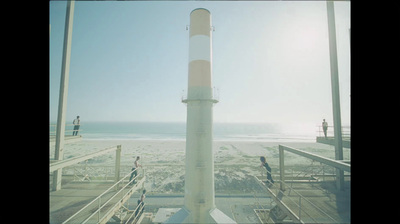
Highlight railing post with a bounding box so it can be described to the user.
[98,197,101,222]
[115,145,121,190]
[142,168,145,189]
[279,145,285,191]
[298,196,302,219]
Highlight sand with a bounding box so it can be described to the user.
[49,139,350,194]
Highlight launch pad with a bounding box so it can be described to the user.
[49,141,350,224]
[50,3,350,223]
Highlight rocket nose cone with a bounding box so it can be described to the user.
[189,8,212,37]
[191,8,211,15]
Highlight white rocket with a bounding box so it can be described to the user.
[165,8,236,224]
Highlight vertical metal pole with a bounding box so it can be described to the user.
[326,1,344,191]
[115,145,121,190]
[279,145,285,191]
[298,197,302,219]
[53,0,75,191]
[98,197,101,222]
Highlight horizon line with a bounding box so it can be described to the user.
[49,120,350,126]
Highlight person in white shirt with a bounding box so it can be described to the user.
[72,116,80,136]
[322,119,328,138]
[129,156,142,184]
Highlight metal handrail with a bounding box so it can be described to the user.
[124,202,146,224]
[62,167,143,224]
[279,145,350,172]
[91,172,141,224]
[257,169,303,223]
[50,145,119,173]
[316,125,350,137]
[280,181,336,223]
[181,90,219,104]
[258,168,338,223]
[49,124,80,128]
[256,145,350,223]
[49,123,83,135]
[252,190,271,223]
[270,144,350,222]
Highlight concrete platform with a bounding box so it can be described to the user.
[316,136,351,148]
[124,194,274,224]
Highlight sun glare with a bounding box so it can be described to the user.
[296,27,320,50]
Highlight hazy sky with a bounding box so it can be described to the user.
[49,1,350,125]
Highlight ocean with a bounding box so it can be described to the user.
[50,121,336,142]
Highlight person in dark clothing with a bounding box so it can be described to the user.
[72,116,80,136]
[322,119,328,138]
[260,156,274,186]
[135,189,146,218]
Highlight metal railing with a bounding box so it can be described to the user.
[67,164,116,182]
[49,123,83,136]
[257,167,339,223]
[50,145,122,191]
[181,88,220,104]
[50,145,121,173]
[316,125,350,138]
[252,190,275,223]
[63,165,140,183]
[124,201,146,224]
[255,145,351,223]
[62,167,145,224]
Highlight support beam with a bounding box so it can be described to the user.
[114,145,121,190]
[279,146,285,191]
[254,176,303,224]
[326,1,344,190]
[53,0,75,191]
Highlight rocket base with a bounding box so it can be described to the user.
[164,207,236,224]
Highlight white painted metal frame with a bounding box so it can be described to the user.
[50,145,122,190]
[278,144,350,191]
[62,167,145,224]
[50,145,121,173]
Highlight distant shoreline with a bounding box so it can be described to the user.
[50,121,346,142]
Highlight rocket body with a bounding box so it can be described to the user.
[166,8,236,224]
[184,8,216,223]
[187,8,213,100]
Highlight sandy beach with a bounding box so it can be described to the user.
[50,139,350,194]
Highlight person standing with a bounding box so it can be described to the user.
[72,116,80,136]
[129,156,142,184]
[135,189,146,218]
[260,156,274,187]
[140,189,146,202]
[322,119,328,138]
